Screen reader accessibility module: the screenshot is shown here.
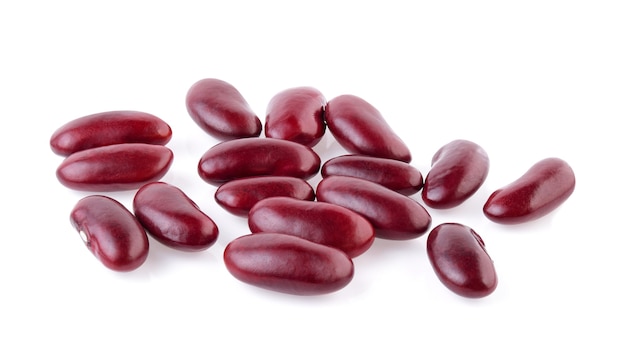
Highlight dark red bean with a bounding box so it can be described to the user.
[316,175,431,240]
[483,157,575,224]
[215,176,315,216]
[325,94,411,162]
[224,232,354,295]
[422,139,489,209]
[264,86,326,147]
[186,78,262,140]
[70,195,149,272]
[198,137,321,185]
[133,182,218,251]
[49,110,172,156]
[56,143,173,191]
[427,223,497,298]
[248,197,375,257]
[321,154,423,195]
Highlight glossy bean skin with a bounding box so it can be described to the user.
[215,176,315,216]
[321,154,423,195]
[422,139,489,209]
[224,233,354,295]
[316,176,431,240]
[186,78,262,140]
[325,94,411,162]
[427,223,497,298]
[133,182,218,251]
[198,137,321,185]
[70,195,149,272]
[248,197,375,257]
[264,86,326,147]
[56,143,173,191]
[483,157,575,224]
[49,110,172,156]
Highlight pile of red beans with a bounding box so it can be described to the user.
[50,78,576,298]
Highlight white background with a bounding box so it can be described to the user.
[1,1,625,352]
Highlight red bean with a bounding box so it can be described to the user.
[316,175,431,240]
[422,139,489,209]
[264,86,326,147]
[70,195,149,272]
[321,154,423,195]
[56,143,174,191]
[133,182,219,251]
[325,94,411,162]
[483,157,575,224]
[198,137,321,185]
[215,176,315,216]
[186,78,262,140]
[248,197,375,257]
[49,110,172,156]
[224,232,354,295]
[427,223,497,298]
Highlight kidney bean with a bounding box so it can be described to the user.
[316,175,431,240]
[56,143,173,191]
[215,176,315,216]
[133,182,218,251]
[321,154,423,195]
[186,78,262,140]
[248,197,375,257]
[224,232,354,295]
[325,94,411,162]
[198,137,321,185]
[427,223,497,298]
[483,157,575,224]
[49,110,172,156]
[70,195,149,272]
[422,139,490,209]
[264,86,326,147]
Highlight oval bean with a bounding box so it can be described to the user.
[70,195,149,272]
[483,157,575,224]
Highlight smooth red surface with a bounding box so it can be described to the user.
[427,223,497,298]
[316,176,431,240]
[133,182,219,251]
[422,139,489,209]
[70,195,149,272]
[49,110,172,156]
[264,86,326,147]
[186,78,262,140]
[215,176,315,216]
[56,143,173,191]
[325,94,411,162]
[198,137,321,185]
[224,233,354,295]
[483,157,575,224]
[321,154,423,195]
[248,197,375,257]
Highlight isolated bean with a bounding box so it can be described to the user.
[70,195,149,272]
[198,137,321,185]
[215,176,315,216]
[422,139,489,209]
[325,94,411,162]
[427,223,497,298]
[224,233,354,295]
[264,86,326,147]
[186,78,262,140]
[248,197,375,257]
[49,110,172,156]
[316,175,431,240]
[56,143,173,191]
[483,157,575,224]
[133,182,218,251]
[321,154,423,195]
